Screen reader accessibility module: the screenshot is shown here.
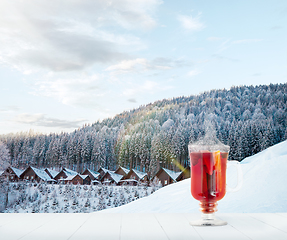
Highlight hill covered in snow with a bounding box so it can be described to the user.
[2,83,287,178]
[102,140,287,213]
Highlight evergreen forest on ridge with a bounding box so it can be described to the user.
[1,83,287,176]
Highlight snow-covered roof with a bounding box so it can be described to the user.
[30,167,55,182]
[11,167,24,178]
[79,174,89,180]
[85,169,100,179]
[62,174,89,181]
[63,168,78,176]
[98,167,110,173]
[0,171,3,176]
[45,168,59,178]
[161,168,181,182]
[106,171,123,184]
[63,175,77,181]
[117,166,129,175]
[132,169,147,180]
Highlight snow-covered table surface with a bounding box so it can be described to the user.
[0,213,286,240]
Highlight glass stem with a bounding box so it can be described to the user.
[202,212,215,221]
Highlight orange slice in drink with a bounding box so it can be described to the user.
[214,151,221,172]
[213,150,222,193]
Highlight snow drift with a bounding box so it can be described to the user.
[102,140,287,213]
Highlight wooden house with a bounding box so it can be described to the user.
[1,167,24,182]
[152,167,181,186]
[114,166,129,176]
[44,168,59,179]
[63,174,91,185]
[54,168,78,182]
[97,167,111,180]
[101,170,123,185]
[20,166,55,183]
[122,169,148,184]
[82,169,100,181]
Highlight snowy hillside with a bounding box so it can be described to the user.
[4,184,156,213]
[102,140,287,213]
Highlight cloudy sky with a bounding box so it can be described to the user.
[0,0,286,134]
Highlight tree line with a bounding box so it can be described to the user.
[1,83,287,176]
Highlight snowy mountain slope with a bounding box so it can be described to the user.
[102,140,287,213]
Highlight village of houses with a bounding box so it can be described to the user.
[1,165,190,187]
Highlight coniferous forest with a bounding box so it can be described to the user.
[1,83,287,176]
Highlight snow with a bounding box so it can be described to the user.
[132,169,147,180]
[30,167,54,182]
[162,119,174,130]
[64,175,77,181]
[108,171,124,184]
[118,179,139,184]
[61,174,88,181]
[92,180,101,184]
[161,168,181,182]
[100,167,110,174]
[11,167,24,178]
[85,169,100,179]
[64,174,89,181]
[63,168,78,176]
[118,166,130,175]
[79,174,89,180]
[103,140,287,213]
[45,168,59,178]
[5,184,154,213]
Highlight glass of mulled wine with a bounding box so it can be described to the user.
[188,136,242,226]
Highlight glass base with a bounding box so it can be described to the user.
[190,213,227,226]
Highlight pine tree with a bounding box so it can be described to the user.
[119,192,126,206]
[98,194,106,210]
[84,198,91,208]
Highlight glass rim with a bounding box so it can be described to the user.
[188,143,230,153]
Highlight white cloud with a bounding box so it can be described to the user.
[178,13,205,31]
[123,80,173,97]
[0,0,162,73]
[14,113,85,128]
[14,113,45,124]
[28,55,183,109]
[123,80,157,96]
[31,74,109,108]
[0,106,20,113]
[106,57,188,75]
[106,58,150,73]
[127,98,137,103]
[187,70,201,77]
[105,58,173,75]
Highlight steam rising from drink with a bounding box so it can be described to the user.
[190,115,230,153]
